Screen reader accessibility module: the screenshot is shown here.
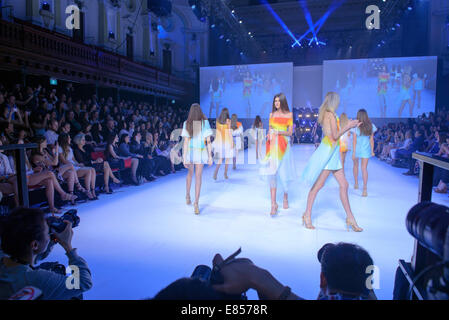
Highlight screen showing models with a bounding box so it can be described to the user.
[322,56,437,118]
[200,62,293,120]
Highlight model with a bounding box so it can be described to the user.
[182,103,213,215]
[378,65,390,118]
[213,108,234,180]
[231,114,243,170]
[339,113,351,170]
[209,77,222,119]
[301,92,363,232]
[243,72,253,118]
[398,72,413,117]
[352,109,377,197]
[260,93,295,216]
[253,115,264,160]
[412,73,423,111]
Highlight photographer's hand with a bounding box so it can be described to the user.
[211,253,257,294]
[212,253,301,300]
[53,221,74,253]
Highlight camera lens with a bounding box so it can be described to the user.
[406,202,449,258]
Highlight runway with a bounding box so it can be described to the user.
[48,144,447,300]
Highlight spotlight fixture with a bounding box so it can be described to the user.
[239,20,242,24]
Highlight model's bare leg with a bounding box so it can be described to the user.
[194,164,204,204]
[224,163,229,179]
[353,158,359,189]
[270,187,277,215]
[408,99,414,117]
[361,158,369,196]
[186,164,194,204]
[333,169,362,231]
[340,152,347,170]
[303,170,331,228]
[283,192,289,209]
[213,158,222,180]
[398,100,407,117]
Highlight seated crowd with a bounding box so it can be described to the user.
[0,82,186,213]
[372,109,449,194]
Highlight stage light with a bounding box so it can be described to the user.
[240,51,243,55]
[231,9,235,14]
[226,38,230,42]
[191,5,196,9]
[408,6,413,11]
[292,0,345,48]
[248,32,251,35]
[396,23,401,27]
[219,34,224,39]
[239,20,243,24]
[391,27,395,31]
[211,24,215,28]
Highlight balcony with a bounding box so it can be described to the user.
[0,18,193,98]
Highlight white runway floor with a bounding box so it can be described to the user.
[49,144,448,300]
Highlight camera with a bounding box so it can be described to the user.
[46,209,80,234]
[402,202,449,299]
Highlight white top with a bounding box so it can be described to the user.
[0,153,14,176]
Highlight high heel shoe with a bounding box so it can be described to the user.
[86,190,96,200]
[362,188,368,197]
[61,192,77,205]
[346,218,363,232]
[213,172,218,180]
[302,214,315,230]
[75,182,87,194]
[186,195,192,205]
[224,173,229,179]
[194,202,200,215]
[270,203,278,216]
[283,198,289,209]
[354,183,359,190]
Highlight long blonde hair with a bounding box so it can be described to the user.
[318,92,340,125]
[340,113,349,129]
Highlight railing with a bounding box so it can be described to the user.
[0,18,193,95]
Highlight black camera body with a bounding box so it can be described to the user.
[403,202,449,300]
[46,209,79,234]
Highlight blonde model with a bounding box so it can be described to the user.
[182,103,213,215]
[301,92,363,232]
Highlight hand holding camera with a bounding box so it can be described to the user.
[53,221,73,253]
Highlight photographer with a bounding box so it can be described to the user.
[0,208,92,300]
[154,243,376,300]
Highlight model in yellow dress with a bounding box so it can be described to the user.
[213,108,234,180]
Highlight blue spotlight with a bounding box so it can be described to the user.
[261,0,302,47]
[292,0,346,47]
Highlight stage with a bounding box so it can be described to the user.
[48,144,446,300]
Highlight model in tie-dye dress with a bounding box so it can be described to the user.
[259,94,296,216]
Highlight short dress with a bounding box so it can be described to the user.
[378,72,389,95]
[340,131,351,153]
[259,116,296,191]
[181,120,213,164]
[213,121,234,159]
[354,123,377,159]
[414,79,423,91]
[301,115,342,186]
[232,122,244,151]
